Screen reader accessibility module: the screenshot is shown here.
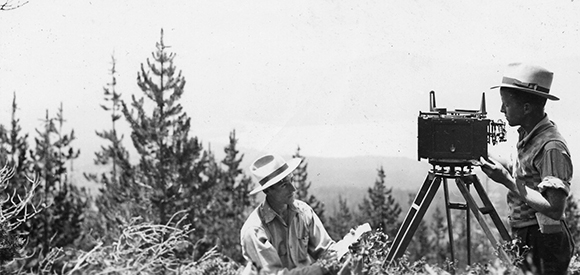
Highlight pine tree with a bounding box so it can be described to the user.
[403,192,434,263]
[84,56,148,245]
[220,130,256,223]
[357,166,402,237]
[327,195,356,241]
[0,93,32,189]
[406,220,432,262]
[26,106,87,261]
[450,210,473,268]
[0,94,40,269]
[430,206,449,265]
[291,146,325,223]
[0,94,28,167]
[121,29,209,228]
[201,130,257,262]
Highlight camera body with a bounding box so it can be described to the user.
[417,91,505,164]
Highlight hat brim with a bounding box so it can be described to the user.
[491,84,559,101]
[249,158,302,195]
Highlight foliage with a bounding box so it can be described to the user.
[327,195,357,241]
[8,224,580,274]
[569,254,580,275]
[357,166,402,236]
[0,166,43,270]
[120,29,209,228]
[0,93,31,173]
[319,229,533,275]
[7,212,242,275]
[200,130,257,263]
[1,101,90,273]
[566,194,580,252]
[24,105,88,261]
[405,219,433,263]
[84,55,148,245]
[429,206,450,265]
[292,146,326,223]
[3,29,580,275]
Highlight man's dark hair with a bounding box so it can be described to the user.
[501,87,547,108]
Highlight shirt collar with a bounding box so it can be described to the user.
[259,199,298,224]
[517,114,554,148]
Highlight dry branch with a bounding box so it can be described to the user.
[0,0,29,10]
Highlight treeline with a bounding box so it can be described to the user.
[0,30,258,273]
[1,30,580,274]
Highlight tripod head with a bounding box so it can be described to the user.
[429,159,477,178]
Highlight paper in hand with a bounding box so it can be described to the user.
[332,223,372,260]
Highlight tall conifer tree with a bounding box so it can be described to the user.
[0,93,32,193]
[202,130,256,262]
[357,166,401,236]
[327,195,356,241]
[0,94,30,172]
[85,56,147,244]
[121,29,209,227]
[292,146,325,222]
[0,94,39,269]
[26,106,87,259]
[430,206,449,264]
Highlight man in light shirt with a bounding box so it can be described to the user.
[240,154,351,274]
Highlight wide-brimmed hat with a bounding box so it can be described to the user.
[490,62,559,101]
[249,154,302,195]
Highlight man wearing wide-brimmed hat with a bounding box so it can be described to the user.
[240,154,344,274]
[479,63,574,274]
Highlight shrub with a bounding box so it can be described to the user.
[0,166,42,267]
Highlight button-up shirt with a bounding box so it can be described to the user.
[240,199,335,275]
[508,114,573,228]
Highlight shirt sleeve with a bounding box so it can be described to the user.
[241,226,325,275]
[536,140,573,195]
[307,208,335,260]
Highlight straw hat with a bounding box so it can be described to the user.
[249,154,302,195]
[491,62,559,100]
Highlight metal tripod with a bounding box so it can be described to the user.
[384,161,512,269]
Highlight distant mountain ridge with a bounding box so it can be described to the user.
[297,155,432,213]
[75,149,514,219]
[290,155,511,219]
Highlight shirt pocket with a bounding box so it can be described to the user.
[296,235,310,262]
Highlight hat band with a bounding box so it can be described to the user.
[502,77,549,93]
[259,163,289,186]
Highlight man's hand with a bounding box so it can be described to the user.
[318,250,340,274]
[335,254,363,275]
[478,157,513,187]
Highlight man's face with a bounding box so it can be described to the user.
[266,175,296,206]
[500,90,525,127]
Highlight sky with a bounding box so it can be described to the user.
[1,0,580,176]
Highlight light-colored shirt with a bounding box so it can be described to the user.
[508,114,573,228]
[240,199,335,275]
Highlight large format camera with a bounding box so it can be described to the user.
[417,91,506,164]
[384,91,511,268]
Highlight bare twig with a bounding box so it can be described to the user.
[0,0,29,10]
[0,172,44,231]
[65,242,103,274]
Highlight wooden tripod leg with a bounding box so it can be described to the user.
[469,175,511,242]
[442,178,456,264]
[384,172,442,268]
[455,176,511,263]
